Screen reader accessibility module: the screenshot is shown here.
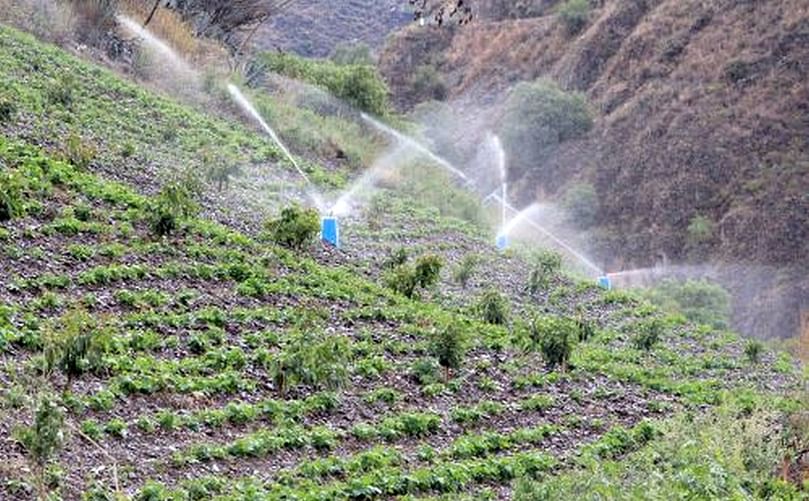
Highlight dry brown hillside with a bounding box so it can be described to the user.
[380,0,809,338]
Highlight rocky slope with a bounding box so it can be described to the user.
[254,0,412,57]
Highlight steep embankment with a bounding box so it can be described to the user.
[379,0,809,338]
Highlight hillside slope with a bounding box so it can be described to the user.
[0,23,805,500]
[255,0,412,57]
[379,0,809,339]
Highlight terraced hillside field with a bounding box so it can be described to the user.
[0,22,807,501]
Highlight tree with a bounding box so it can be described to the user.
[430,324,467,380]
[164,0,298,49]
[15,394,65,499]
[500,79,593,185]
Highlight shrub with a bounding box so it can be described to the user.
[63,132,97,170]
[557,0,591,35]
[562,182,599,228]
[262,52,390,116]
[686,214,716,249]
[410,357,441,386]
[430,324,468,380]
[477,289,510,325]
[527,251,563,293]
[453,254,478,288]
[644,279,731,330]
[46,75,75,107]
[744,339,763,363]
[264,204,320,250]
[633,318,663,351]
[0,170,25,221]
[576,316,595,342]
[528,315,577,370]
[409,64,448,101]
[384,254,443,299]
[414,254,443,287]
[14,394,65,499]
[330,42,374,66]
[0,93,16,123]
[382,247,409,270]
[147,182,199,237]
[44,308,104,384]
[501,79,592,182]
[269,331,350,396]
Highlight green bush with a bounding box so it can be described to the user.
[633,318,663,351]
[744,339,763,364]
[430,324,468,379]
[686,214,716,248]
[15,394,64,466]
[63,132,96,170]
[262,52,390,116]
[264,204,320,250]
[384,254,443,299]
[269,331,350,396]
[329,42,374,66]
[0,93,16,122]
[557,0,591,34]
[0,170,25,221]
[562,182,599,228]
[501,79,592,182]
[44,308,104,383]
[526,251,562,294]
[409,64,448,101]
[453,254,479,288]
[46,75,75,107]
[644,279,731,330]
[147,182,199,237]
[527,315,577,370]
[410,357,441,386]
[477,289,510,325]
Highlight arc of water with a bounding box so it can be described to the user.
[227,84,325,210]
[360,113,472,183]
[117,15,193,75]
[495,197,603,276]
[359,114,600,274]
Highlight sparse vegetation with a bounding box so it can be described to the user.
[556,0,591,35]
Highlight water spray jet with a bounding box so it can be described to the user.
[226,83,326,212]
[360,113,472,184]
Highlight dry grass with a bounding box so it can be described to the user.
[118,0,199,58]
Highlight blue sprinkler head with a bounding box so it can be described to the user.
[496,234,509,251]
[597,275,612,290]
[321,217,340,248]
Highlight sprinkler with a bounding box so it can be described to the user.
[597,275,612,290]
[321,216,340,248]
[496,234,509,251]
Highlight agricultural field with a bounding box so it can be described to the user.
[0,20,807,501]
